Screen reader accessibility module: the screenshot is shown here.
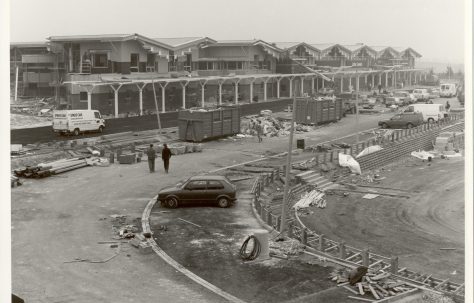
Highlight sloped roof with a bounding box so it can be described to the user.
[10,41,48,48]
[273,42,301,50]
[48,33,174,50]
[48,34,133,41]
[153,37,216,48]
[343,44,365,52]
[310,43,336,51]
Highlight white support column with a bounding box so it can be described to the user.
[158,82,169,113]
[340,77,343,93]
[356,76,360,92]
[249,77,255,103]
[311,77,315,94]
[218,81,224,105]
[199,80,208,108]
[424,73,427,81]
[321,78,325,89]
[300,76,305,96]
[385,72,388,87]
[277,78,281,99]
[136,83,147,116]
[316,77,319,92]
[393,71,396,88]
[378,74,382,85]
[87,91,92,110]
[289,77,294,97]
[180,81,189,109]
[409,72,412,86]
[263,78,269,101]
[234,79,241,104]
[371,74,375,88]
[15,66,19,101]
[364,75,367,88]
[110,84,123,118]
[348,77,352,90]
[68,46,73,72]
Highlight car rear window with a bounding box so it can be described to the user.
[208,180,224,190]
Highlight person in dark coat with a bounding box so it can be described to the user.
[162,144,172,173]
[146,144,156,173]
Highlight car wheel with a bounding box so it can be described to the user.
[73,128,80,136]
[381,123,388,129]
[98,126,104,133]
[217,197,230,208]
[406,123,413,129]
[166,197,179,208]
[427,118,434,123]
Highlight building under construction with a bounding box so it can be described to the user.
[10,34,427,117]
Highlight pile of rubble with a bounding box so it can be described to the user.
[11,97,56,116]
[330,267,426,301]
[240,115,314,138]
[110,214,139,239]
[269,238,305,259]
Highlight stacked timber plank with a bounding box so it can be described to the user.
[330,269,421,302]
[293,189,326,210]
[13,157,89,178]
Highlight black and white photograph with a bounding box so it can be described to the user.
[1,0,472,302]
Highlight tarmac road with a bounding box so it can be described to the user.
[10,98,293,145]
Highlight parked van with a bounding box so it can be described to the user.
[53,110,105,136]
[404,104,446,122]
[439,83,457,98]
[412,88,430,101]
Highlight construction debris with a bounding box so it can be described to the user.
[293,189,326,210]
[13,157,90,179]
[269,237,305,258]
[329,268,423,301]
[240,115,315,138]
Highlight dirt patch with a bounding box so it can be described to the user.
[149,181,358,303]
[299,156,464,283]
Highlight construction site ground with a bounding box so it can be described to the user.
[299,155,465,284]
[11,96,464,302]
[12,112,389,303]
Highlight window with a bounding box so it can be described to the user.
[227,62,236,70]
[79,91,87,101]
[94,112,101,119]
[208,180,224,190]
[93,53,108,68]
[130,53,139,69]
[186,180,207,190]
[147,53,156,66]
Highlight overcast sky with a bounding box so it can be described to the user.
[10,0,465,63]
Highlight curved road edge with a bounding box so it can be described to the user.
[141,195,246,303]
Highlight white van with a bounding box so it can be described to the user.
[404,104,446,122]
[412,89,430,101]
[53,110,105,136]
[439,83,457,97]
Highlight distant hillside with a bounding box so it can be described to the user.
[416,60,464,74]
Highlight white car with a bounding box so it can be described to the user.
[412,89,430,101]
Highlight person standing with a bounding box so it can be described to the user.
[256,120,263,143]
[445,100,451,112]
[146,144,156,173]
[162,144,172,173]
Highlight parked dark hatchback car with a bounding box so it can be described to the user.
[378,112,424,129]
[158,175,237,208]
